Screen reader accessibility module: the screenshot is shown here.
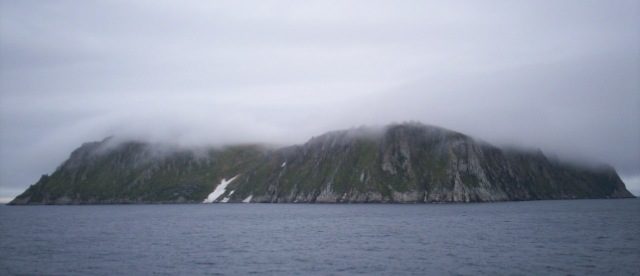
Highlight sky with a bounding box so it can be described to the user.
[0,0,639,201]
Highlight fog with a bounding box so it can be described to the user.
[1,0,639,200]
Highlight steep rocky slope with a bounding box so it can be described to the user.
[9,123,634,204]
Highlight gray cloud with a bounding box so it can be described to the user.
[1,0,639,199]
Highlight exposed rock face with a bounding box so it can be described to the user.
[9,123,634,204]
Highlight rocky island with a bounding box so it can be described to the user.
[9,123,634,204]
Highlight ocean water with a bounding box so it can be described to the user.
[1,199,639,275]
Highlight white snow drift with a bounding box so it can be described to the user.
[203,175,239,203]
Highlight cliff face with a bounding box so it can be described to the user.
[9,123,634,204]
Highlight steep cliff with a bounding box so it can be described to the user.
[9,123,634,204]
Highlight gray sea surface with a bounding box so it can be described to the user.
[1,199,639,275]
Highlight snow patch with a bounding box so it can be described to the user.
[281,161,287,167]
[220,190,235,203]
[203,175,239,203]
[242,195,253,203]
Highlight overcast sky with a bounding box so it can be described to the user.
[1,0,639,201]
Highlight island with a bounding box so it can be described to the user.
[9,122,634,204]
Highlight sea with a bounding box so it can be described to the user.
[1,199,639,275]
